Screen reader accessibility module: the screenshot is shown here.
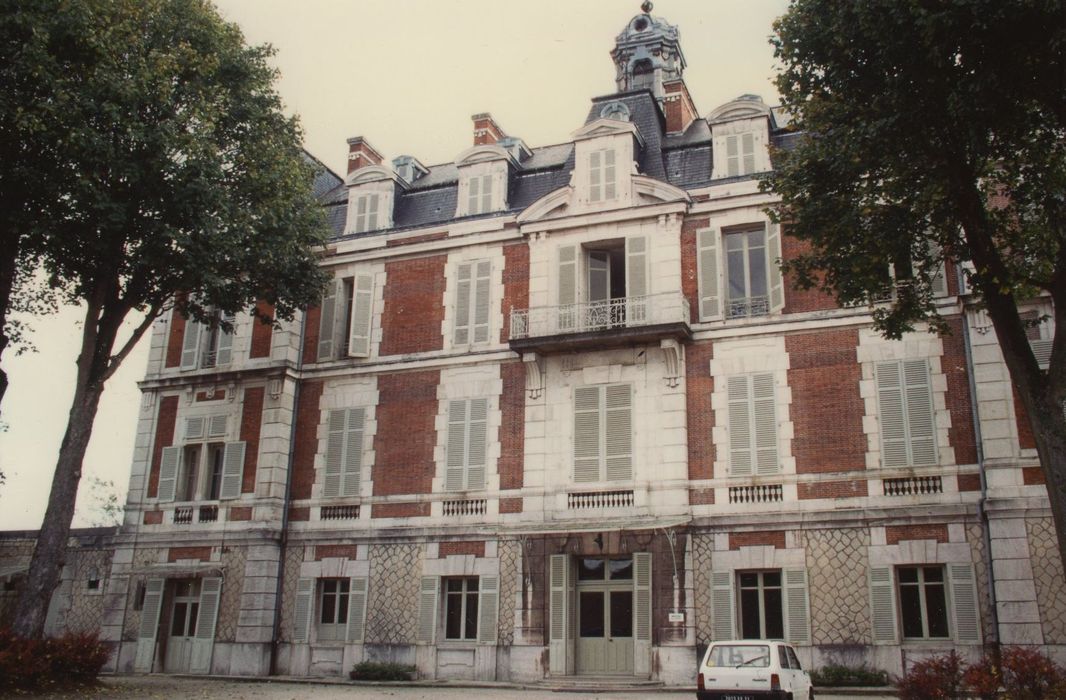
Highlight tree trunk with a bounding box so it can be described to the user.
[1027,399,1066,571]
[0,235,19,417]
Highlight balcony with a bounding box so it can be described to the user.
[509,292,691,354]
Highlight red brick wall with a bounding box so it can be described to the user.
[168,546,212,562]
[165,308,186,368]
[240,387,265,494]
[372,502,430,518]
[499,362,525,490]
[781,233,838,314]
[680,216,708,323]
[499,497,523,513]
[686,340,715,481]
[315,544,359,560]
[249,301,274,359]
[942,317,978,465]
[143,510,163,524]
[302,304,321,363]
[1023,466,1045,485]
[146,395,179,498]
[373,370,440,497]
[957,473,982,492]
[501,242,530,343]
[288,507,310,521]
[786,329,867,473]
[885,524,949,545]
[729,531,786,550]
[1014,387,1037,450]
[439,541,485,558]
[195,390,225,402]
[380,256,446,356]
[291,380,324,500]
[386,231,447,248]
[227,506,252,521]
[689,488,715,505]
[798,480,868,500]
[662,80,697,134]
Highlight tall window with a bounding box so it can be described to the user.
[738,571,784,639]
[444,577,479,641]
[876,359,937,467]
[323,408,365,498]
[589,149,617,202]
[725,228,769,318]
[897,566,949,639]
[454,261,491,346]
[573,383,632,483]
[445,398,488,492]
[467,174,493,215]
[353,193,380,233]
[180,309,234,370]
[726,133,756,177]
[317,578,350,642]
[727,373,778,476]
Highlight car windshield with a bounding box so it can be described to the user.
[705,644,770,668]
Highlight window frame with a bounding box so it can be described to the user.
[724,227,770,319]
[896,565,951,641]
[442,576,480,642]
[737,570,785,640]
[874,358,938,468]
[352,192,380,234]
[316,577,351,642]
[589,149,617,203]
[466,174,494,216]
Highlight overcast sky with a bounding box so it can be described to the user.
[0,0,789,530]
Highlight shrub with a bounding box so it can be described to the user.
[0,628,110,691]
[998,646,1066,700]
[895,651,965,700]
[350,660,417,681]
[962,654,1000,700]
[811,663,889,687]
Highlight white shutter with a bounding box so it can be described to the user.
[354,194,368,232]
[903,360,937,466]
[697,229,720,319]
[134,578,164,672]
[323,410,345,498]
[549,554,569,674]
[215,313,235,366]
[480,175,493,213]
[626,236,648,323]
[366,193,379,230]
[416,576,439,644]
[342,408,364,497]
[180,319,202,370]
[589,150,602,202]
[876,362,909,468]
[711,571,735,641]
[869,566,898,644]
[467,175,480,215]
[634,552,652,641]
[454,262,472,345]
[346,577,368,643]
[446,398,488,493]
[726,135,739,177]
[446,400,467,492]
[574,386,603,482]
[466,398,488,490]
[604,384,632,481]
[190,577,221,674]
[604,149,616,200]
[348,273,373,358]
[558,246,577,331]
[752,374,779,476]
[767,224,784,312]
[292,578,313,643]
[218,441,245,500]
[157,446,181,502]
[742,132,755,175]
[948,564,980,644]
[728,376,753,477]
[185,416,206,441]
[316,278,342,361]
[472,261,491,344]
[928,241,948,297]
[477,575,499,644]
[206,414,227,438]
[1031,338,1053,368]
[783,568,811,644]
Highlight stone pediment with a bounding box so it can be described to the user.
[454,144,518,168]
[572,118,645,147]
[346,165,400,187]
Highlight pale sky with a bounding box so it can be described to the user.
[0,0,789,530]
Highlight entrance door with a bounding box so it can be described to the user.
[164,579,201,673]
[575,557,634,675]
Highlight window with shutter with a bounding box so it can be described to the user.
[348,273,374,358]
[467,174,494,215]
[711,571,735,641]
[876,359,938,467]
[323,408,364,498]
[292,578,314,643]
[446,398,488,492]
[353,193,380,233]
[573,384,633,483]
[454,261,492,346]
[189,577,221,673]
[316,578,350,642]
[1022,311,1053,369]
[897,566,950,640]
[416,576,439,644]
[728,374,779,476]
[724,227,771,318]
[697,228,720,319]
[346,577,369,643]
[589,149,616,202]
[737,571,784,639]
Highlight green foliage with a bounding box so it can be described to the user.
[896,648,1066,700]
[0,629,110,691]
[810,663,889,687]
[85,476,123,527]
[895,651,965,700]
[350,661,417,681]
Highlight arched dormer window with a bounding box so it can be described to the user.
[631,59,654,91]
[599,101,631,123]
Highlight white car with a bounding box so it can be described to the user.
[697,640,814,700]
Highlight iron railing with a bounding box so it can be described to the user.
[509,292,689,340]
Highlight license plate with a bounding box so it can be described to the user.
[723,696,755,700]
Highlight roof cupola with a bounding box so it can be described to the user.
[610,1,686,102]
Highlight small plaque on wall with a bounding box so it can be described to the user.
[668,612,685,623]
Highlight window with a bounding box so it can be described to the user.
[446,398,488,491]
[317,273,374,361]
[725,228,769,318]
[589,149,616,202]
[738,571,784,639]
[467,174,493,215]
[897,566,949,639]
[157,415,245,503]
[454,261,491,346]
[726,133,755,177]
[87,567,101,591]
[573,384,632,483]
[1022,310,1053,369]
[630,58,655,92]
[323,408,365,498]
[727,373,778,476]
[178,443,223,501]
[556,237,648,332]
[444,577,479,641]
[869,563,979,644]
[875,359,937,467]
[180,309,234,370]
[697,225,783,321]
[317,578,350,642]
[352,193,380,233]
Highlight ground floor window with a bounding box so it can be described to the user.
[738,570,783,639]
[444,577,479,641]
[897,565,949,639]
[317,578,350,641]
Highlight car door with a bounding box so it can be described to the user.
[786,645,811,698]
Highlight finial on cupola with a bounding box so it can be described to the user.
[641,1,653,13]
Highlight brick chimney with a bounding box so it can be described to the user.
[472,113,506,146]
[346,136,383,175]
[662,80,698,134]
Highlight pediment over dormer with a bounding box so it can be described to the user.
[706,94,772,125]
[454,144,519,169]
[633,175,690,205]
[572,117,645,148]
[517,174,687,225]
[346,165,404,188]
[516,187,573,224]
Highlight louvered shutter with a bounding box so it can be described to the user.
[948,564,980,644]
[752,374,779,475]
[742,132,755,174]
[366,194,379,230]
[348,274,373,358]
[605,384,632,481]
[323,410,345,498]
[477,575,499,644]
[454,263,472,345]
[218,441,245,500]
[446,401,467,492]
[876,362,908,468]
[549,554,569,674]
[1032,338,1053,368]
[558,246,577,331]
[444,397,487,492]
[711,571,735,641]
[185,416,206,440]
[574,386,602,482]
[467,398,488,490]
[134,578,164,672]
[346,577,368,643]
[354,194,367,232]
[292,578,313,643]
[726,135,739,177]
[634,553,652,641]
[604,149,616,200]
[180,319,202,370]
[472,261,491,344]
[190,577,221,674]
[903,360,937,466]
[626,237,648,323]
[589,151,602,201]
[157,446,181,502]
[416,576,439,644]
[317,279,342,361]
[869,566,898,643]
[928,241,948,297]
[468,175,480,215]
[481,175,493,213]
[783,568,811,644]
[767,224,784,312]
[697,229,720,319]
[728,377,753,477]
[215,313,235,366]
[342,408,364,497]
[207,414,227,438]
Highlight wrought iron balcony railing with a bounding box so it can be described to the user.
[509,292,690,340]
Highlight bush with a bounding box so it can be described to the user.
[0,628,110,691]
[895,651,965,700]
[349,661,417,681]
[961,654,1000,700]
[810,663,889,687]
[998,646,1066,700]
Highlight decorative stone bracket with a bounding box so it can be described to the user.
[661,338,683,387]
[523,352,545,399]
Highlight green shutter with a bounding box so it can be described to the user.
[948,564,980,644]
[342,408,364,497]
[741,132,755,174]
[626,237,648,323]
[317,279,342,361]
[180,319,202,370]
[558,246,577,331]
[215,312,235,366]
[472,261,491,344]
[728,377,753,476]
[726,135,739,177]
[604,384,632,481]
[467,398,488,490]
[876,362,908,467]
[348,273,374,358]
[752,374,779,476]
[767,224,784,312]
[574,386,603,482]
[903,360,937,466]
[634,552,652,641]
[454,263,472,345]
[589,151,602,202]
[549,554,569,674]
[323,410,345,498]
[604,149,616,200]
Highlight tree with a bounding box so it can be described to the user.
[8,0,330,638]
[765,0,1066,566]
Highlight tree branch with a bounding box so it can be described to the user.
[101,302,162,383]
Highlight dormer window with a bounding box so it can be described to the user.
[726,133,755,177]
[467,174,494,216]
[599,102,631,122]
[353,193,380,233]
[589,149,617,202]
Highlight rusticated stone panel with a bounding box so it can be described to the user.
[215,546,247,643]
[806,528,870,645]
[365,543,423,644]
[966,523,997,645]
[691,533,714,647]
[63,548,114,634]
[1027,517,1066,643]
[123,547,167,641]
[498,539,521,646]
[278,545,305,643]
